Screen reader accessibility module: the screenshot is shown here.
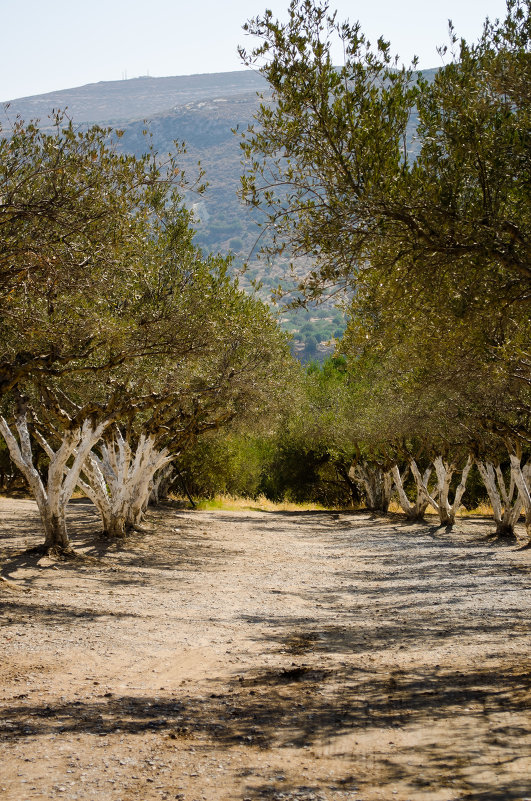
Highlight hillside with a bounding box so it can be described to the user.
[2,71,268,125]
[2,68,437,362]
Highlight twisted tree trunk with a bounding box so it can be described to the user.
[0,406,109,551]
[407,460,436,520]
[475,459,522,538]
[433,455,473,526]
[149,465,174,506]
[79,431,174,537]
[349,461,393,513]
[392,463,430,520]
[508,452,531,544]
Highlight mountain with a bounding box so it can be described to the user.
[2,68,437,261]
[2,72,267,125]
[2,72,271,269]
[2,68,437,362]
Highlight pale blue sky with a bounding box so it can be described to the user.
[2,0,510,101]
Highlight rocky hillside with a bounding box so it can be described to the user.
[3,71,272,274]
[3,68,437,362]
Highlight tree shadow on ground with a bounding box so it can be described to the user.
[1,598,143,627]
[0,502,236,590]
[1,661,529,799]
[240,613,529,658]
[2,503,530,799]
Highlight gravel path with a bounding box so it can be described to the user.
[1,498,530,801]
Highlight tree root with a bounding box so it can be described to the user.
[45,545,79,560]
[99,530,128,541]
[486,532,518,546]
[26,544,96,563]
[128,524,155,536]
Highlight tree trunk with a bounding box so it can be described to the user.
[392,463,429,520]
[509,453,531,544]
[349,461,393,513]
[80,432,174,537]
[43,511,70,550]
[433,455,473,526]
[0,407,109,552]
[149,466,174,506]
[105,515,128,538]
[475,459,521,538]
[174,465,196,508]
[407,460,436,520]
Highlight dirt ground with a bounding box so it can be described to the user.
[0,497,530,801]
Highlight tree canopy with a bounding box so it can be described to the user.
[239,0,530,445]
[234,0,531,535]
[0,113,204,397]
[0,112,294,547]
[240,0,530,305]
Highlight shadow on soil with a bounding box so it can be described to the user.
[2,503,530,799]
[1,662,529,799]
[0,501,234,589]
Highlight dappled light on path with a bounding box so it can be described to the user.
[1,501,530,800]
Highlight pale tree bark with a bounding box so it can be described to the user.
[475,459,522,538]
[349,461,393,513]
[407,459,437,520]
[149,465,175,506]
[124,435,173,530]
[0,406,109,551]
[392,462,431,520]
[433,455,473,526]
[508,450,531,543]
[80,431,174,537]
[75,452,118,536]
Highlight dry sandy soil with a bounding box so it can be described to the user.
[0,497,530,801]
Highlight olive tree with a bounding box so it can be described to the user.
[76,280,293,539]
[239,0,530,303]
[1,207,293,548]
[239,0,530,533]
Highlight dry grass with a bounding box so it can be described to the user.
[2,490,495,519]
[184,494,496,517]
[387,499,495,517]
[197,497,497,518]
[460,500,495,517]
[192,494,329,513]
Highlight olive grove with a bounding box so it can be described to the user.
[238,0,530,539]
[0,114,292,551]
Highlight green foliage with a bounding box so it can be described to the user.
[240,0,531,455]
[177,432,275,499]
[240,0,530,302]
[257,356,359,505]
[174,355,358,506]
[0,112,296,483]
[0,112,193,397]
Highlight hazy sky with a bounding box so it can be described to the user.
[2,0,510,101]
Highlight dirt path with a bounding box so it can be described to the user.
[1,498,530,801]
